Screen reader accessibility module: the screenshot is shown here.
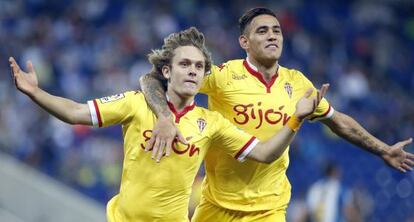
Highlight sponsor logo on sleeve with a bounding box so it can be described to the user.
[100,94,125,103]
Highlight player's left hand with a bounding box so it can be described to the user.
[381,138,414,173]
[145,115,187,163]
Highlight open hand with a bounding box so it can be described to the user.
[145,116,187,163]
[294,83,329,120]
[9,57,38,96]
[382,138,414,173]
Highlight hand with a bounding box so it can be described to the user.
[9,57,39,96]
[145,115,187,162]
[294,84,329,120]
[381,138,414,173]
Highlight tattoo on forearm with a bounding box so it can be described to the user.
[348,127,386,156]
[141,74,171,118]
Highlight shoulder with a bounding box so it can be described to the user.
[193,107,226,122]
[279,65,305,79]
[212,59,245,74]
[278,65,312,86]
[124,90,145,99]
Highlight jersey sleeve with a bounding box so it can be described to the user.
[210,112,260,162]
[199,63,229,96]
[296,71,335,122]
[87,91,144,127]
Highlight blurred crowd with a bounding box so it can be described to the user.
[0,0,413,221]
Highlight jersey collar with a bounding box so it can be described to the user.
[244,57,279,93]
[166,95,196,123]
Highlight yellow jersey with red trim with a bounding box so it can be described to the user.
[199,58,334,211]
[87,91,258,222]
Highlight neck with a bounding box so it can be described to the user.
[166,90,194,112]
[247,55,279,82]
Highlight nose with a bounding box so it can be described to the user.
[268,31,277,41]
[188,71,196,77]
[188,65,197,77]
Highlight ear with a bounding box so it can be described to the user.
[162,65,170,79]
[239,35,249,50]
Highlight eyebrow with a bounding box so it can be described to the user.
[180,58,204,63]
[256,25,281,30]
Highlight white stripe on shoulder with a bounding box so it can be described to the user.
[237,138,260,162]
[87,100,99,127]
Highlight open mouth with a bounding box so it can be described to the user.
[265,44,278,49]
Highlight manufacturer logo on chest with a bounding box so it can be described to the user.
[232,73,248,80]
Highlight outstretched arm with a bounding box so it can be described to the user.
[9,57,91,125]
[139,72,186,162]
[248,84,329,163]
[321,110,414,172]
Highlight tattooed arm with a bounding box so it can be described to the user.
[140,72,171,118]
[139,72,186,162]
[321,111,414,172]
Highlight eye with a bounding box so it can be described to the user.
[180,61,189,67]
[196,63,204,69]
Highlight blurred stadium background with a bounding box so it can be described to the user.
[0,0,413,221]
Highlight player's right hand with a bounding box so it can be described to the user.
[294,83,329,120]
[9,57,39,96]
[145,115,187,163]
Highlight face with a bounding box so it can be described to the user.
[162,45,206,98]
[239,14,283,63]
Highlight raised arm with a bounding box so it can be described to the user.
[9,57,91,125]
[321,111,414,172]
[248,84,329,163]
[139,72,186,162]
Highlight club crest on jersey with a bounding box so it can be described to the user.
[197,118,207,133]
[100,94,125,103]
[284,82,293,98]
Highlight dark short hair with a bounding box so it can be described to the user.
[148,27,212,83]
[239,7,277,34]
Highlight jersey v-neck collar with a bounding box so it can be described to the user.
[243,57,279,93]
[166,95,196,123]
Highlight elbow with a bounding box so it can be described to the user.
[250,143,284,164]
[250,156,273,164]
[262,153,283,164]
[67,104,88,125]
[65,115,78,125]
[250,147,280,164]
[138,75,146,89]
[139,72,156,91]
[261,158,274,164]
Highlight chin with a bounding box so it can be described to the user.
[180,90,197,98]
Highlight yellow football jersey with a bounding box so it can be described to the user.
[199,58,334,212]
[87,91,257,222]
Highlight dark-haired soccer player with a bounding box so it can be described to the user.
[10,27,328,222]
[140,8,414,222]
